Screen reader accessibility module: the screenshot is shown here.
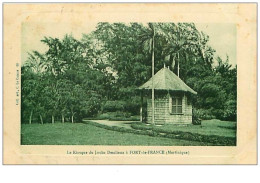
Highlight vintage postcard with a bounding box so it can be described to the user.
[3,3,257,164]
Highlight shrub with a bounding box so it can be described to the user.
[194,108,216,120]
[128,116,140,121]
[114,111,131,118]
[107,112,139,121]
[102,100,126,112]
[192,110,202,125]
[88,112,139,121]
[223,99,237,121]
[97,112,114,119]
[124,97,141,115]
[102,99,140,116]
[108,116,139,121]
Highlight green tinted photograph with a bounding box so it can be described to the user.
[21,22,237,146]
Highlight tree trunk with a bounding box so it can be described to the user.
[39,114,43,125]
[170,54,175,71]
[71,115,74,123]
[62,114,65,123]
[52,115,54,124]
[140,91,143,123]
[151,29,155,125]
[199,47,211,68]
[29,110,33,124]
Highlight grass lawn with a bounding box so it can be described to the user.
[136,119,236,138]
[21,122,211,145]
[130,119,236,146]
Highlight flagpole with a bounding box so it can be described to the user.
[177,52,180,77]
[152,27,155,125]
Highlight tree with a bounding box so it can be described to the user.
[21,66,37,124]
[21,23,237,124]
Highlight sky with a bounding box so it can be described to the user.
[196,23,237,67]
[22,22,237,67]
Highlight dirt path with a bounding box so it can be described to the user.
[87,120,138,129]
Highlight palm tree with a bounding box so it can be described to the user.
[139,23,157,125]
[158,23,186,76]
[160,23,215,75]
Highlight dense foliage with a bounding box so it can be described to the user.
[21,23,237,124]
